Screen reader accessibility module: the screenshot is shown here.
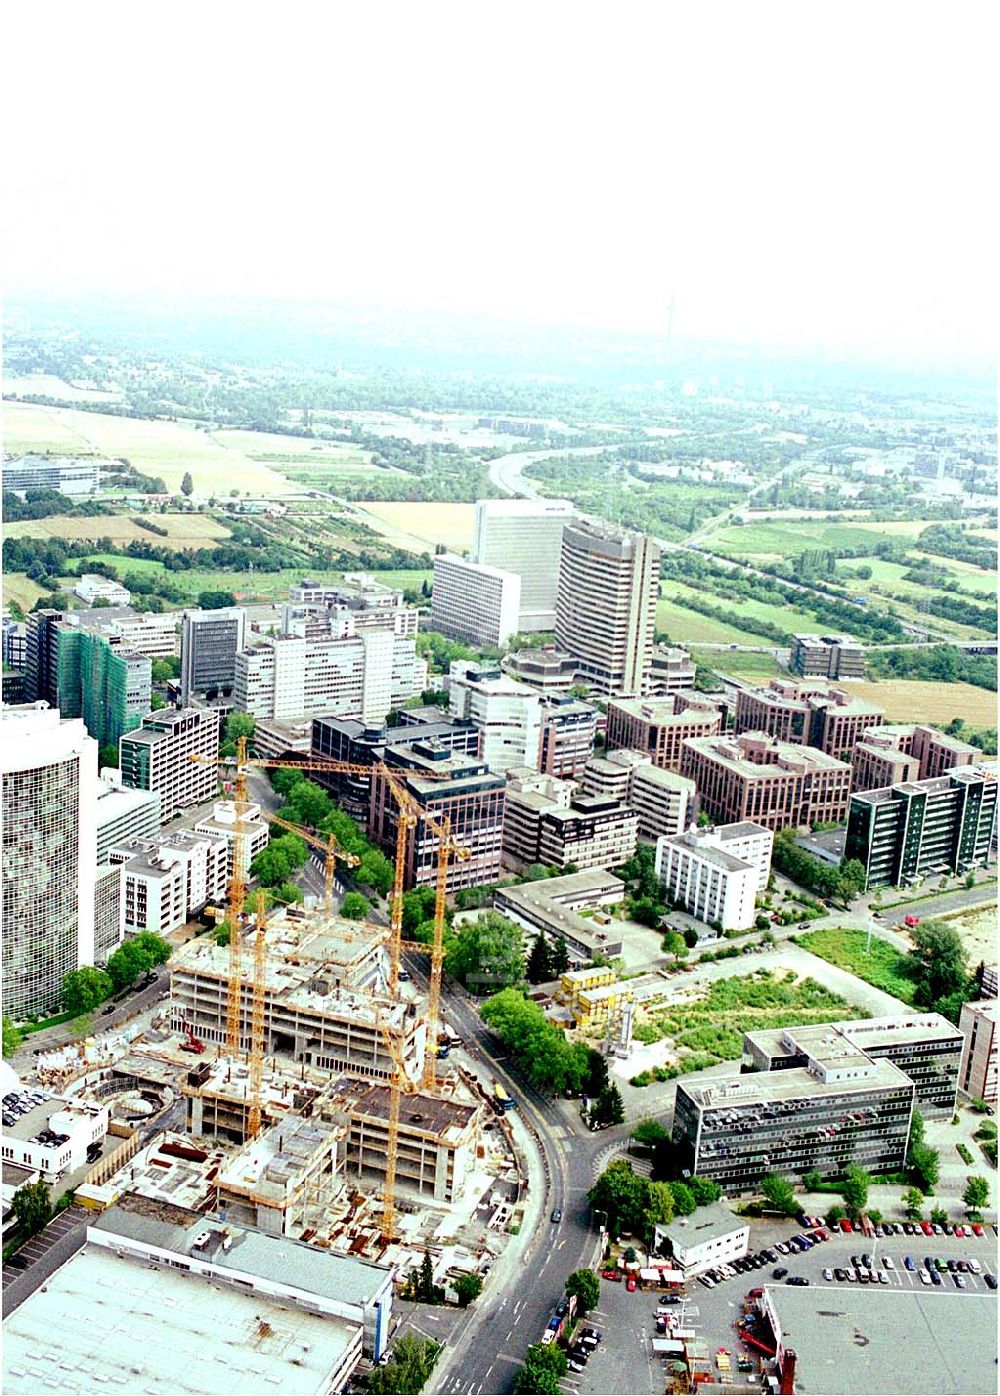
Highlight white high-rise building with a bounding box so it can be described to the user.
[1,706,97,1018]
[234,629,424,722]
[430,554,521,648]
[448,661,542,773]
[654,821,773,932]
[473,498,575,632]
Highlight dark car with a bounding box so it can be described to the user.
[8,1255,29,1270]
[772,1267,788,1280]
[550,1208,563,1223]
[766,1248,779,1262]
[930,1270,942,1286]
[786,1276,810,1286]
[555,1299,568,1317]
[861,1253,872,1269]
[834,1268,848,1281]
[984,1274,997,1290]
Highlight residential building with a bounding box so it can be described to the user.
[707,821,774,891]
[95,771,162,861]
[538,695,598,779]
[190,798,269,875]
[0,1095,108,1180]
[606,694,724,772]
[656,1203,750,1276]
[289,573,419,637]
[844,763,998,889]
[744,1015,962,1118]
[501,768,638,872]
[180,606,247,702]
[495,868,626,962]
[1,707,97,1018]
[581,749,694,841]
[680,733,853,830]
[2,452,100,494]
[648,644,697,697]
[734,680,884,760]
[120,707,220,818]
[672,1044,915,1190]
[430,552,521,648]
[448,660,542,773]
[555,521,660,697]
[73,574,131,607]
[311,712,479,820]
[115,830,228,935]
[235,625,425,722]
[958,1000,997,1104]
[472,497,575,631]
[370,742,506,892]
[789,632,865,679]
[501,647,578,695]
[655,828,760,932]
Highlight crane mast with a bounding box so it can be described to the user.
[248,891,268,1140]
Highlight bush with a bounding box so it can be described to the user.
[957,1142,974,1166]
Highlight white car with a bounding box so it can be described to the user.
[822,1268,833,1281]
[877,1272,889,1284]
[882,1256,895,1270]
[776,1242,789,1255]
[918,1269,931,1284]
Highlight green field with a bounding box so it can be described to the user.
[704,518,941,559]
[691,647,785,680]
[656,594,762,645]
[74,555,432,603]
[795,926,917,1004]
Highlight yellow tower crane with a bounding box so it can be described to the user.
[266,812,360,914]
[377,1018,419,1245]
[247,891,268,1140]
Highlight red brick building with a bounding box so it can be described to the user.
[606,694,723,772]
[681,732,852,831]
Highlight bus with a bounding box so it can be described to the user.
[492,1082,515,1114]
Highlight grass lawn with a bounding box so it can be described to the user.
[657,583,778,645]
[691,648,786,680]
[3,572,48,612]
[210,429,373,465]
[795,927,916,1004]
[73,555,432,604]
[703,517,955,560]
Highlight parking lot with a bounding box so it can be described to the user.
[1,1207,88,1303]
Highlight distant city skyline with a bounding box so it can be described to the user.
[4,5,996,360]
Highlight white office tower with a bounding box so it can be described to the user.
[555,522,660,697]
[235,628,423,723]
[1,706,97,1018]
[473,498,575,632]
[448,660,542,773]
[180,607,247,703]
[431,554,522,648]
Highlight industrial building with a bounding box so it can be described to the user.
[844,762,998,889]
[120,707,221,818]
[555,521,660,697]
[472,497,575,632]
[495,868,625,962]
[734,680,884,760]
[431,552,522,648]
[606,694,724,772]
[448,660,542,773]
[180,606,247,702]
[958,999,997,1104]
[789,632,865,679]
[680,732,853,831]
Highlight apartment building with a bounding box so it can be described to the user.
[649,644,697,697]
[681,732,853,831]
[120,707,220,818]
[1,707,97,1018]
[655,826,764,932]
[501,647,579,695]
[448,660,542,773]
[114,830,229,935]
[958,1000,997,1104]
[430,553,521,648]
[94,772,162,861]
[502,768,638,871]
[235,625,425,722]
[538,695,598,779]
[606,694,724,772]
[734,680,884,760]
[369,742,506,891]
[844,763,998,889]
[3,453,100,494]
[790,633,865,679]
[472,497,576,632]
[180,606,247,702]
[581,748,695,842]
[289,573,419,637]
[555,521,660,697]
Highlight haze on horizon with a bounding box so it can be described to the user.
[4,3,997,365]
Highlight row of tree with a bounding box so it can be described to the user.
[61,932,172,1015]
[772,830,866,904]
[587,1157,723,1240]
[513,1269,602,1394]
[480,988,608,1097]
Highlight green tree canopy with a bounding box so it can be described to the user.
[130,932,171,965]
[516,1342,567,1394]
[366,1334,441,1394]
[905,919,972,1015]
[106,941,154,993]
[689,1176,723,1206]
[180,471,194,496]
[480,988,590,1096]
[11,1180,51,1237]
[198,590,237,610]
[908,1142,939,1193]
[61,967,113,1014]
[588,1082,625,1130]
[526,932,554,984]
[963,1175,990,1215]
[550,936,570,976]
[341,892,369,920]
[355,849,394,898]
[2,1015,23,1058]
[445,911,523,995]
[587,1158,661,1238]
[454,1273,483,1308]
[565,1268,600,1315]
[902,1186,925,1219]
[632,1118,669,1148]
[760,1173,798,1216]
[670,1181,696,1216]
[841,1164,871,1217]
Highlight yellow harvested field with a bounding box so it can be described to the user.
[5,373,123,402]
[4,513,232,549]
[840,679,998,727]
[3,573,49,612]
[3,401,298,495]
[357,501,476,553]
[211,429,372,463]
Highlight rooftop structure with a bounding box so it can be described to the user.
[581,748,695,841]
[494,868,625,962]
[681,732,852,831]
[94,770,162,862]
[537,695,599,779]
[501,647,579,695]
[851,722,981,791]
[501,768,638,872]
[648,644,697,697]
[74,573,132,607]
[789,632,865,680]
[289,573,419,638]
[657,1202,750,1276]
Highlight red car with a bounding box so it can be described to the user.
[953,1225,967,1238]
[602,1268,622,1281]
[839,1219,853,1233]
[972,1224,985,1237]
[627,1276,637,1292]
[920,1221,933,1236]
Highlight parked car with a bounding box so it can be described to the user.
[786,1276,810,1286]
[772,1267,788,1280]
[969,1259,982,1274]
[930,1270,942,1286]
[904,1256,916,1271]
[882,1256,895,1270]
[822,1268,833,1281]
[918,1269,931,1285]
[839,1219,853,1233]
[8,1255,29,1271]
[984,1274,997,1290]
[972,1224,985,1237]
[550,1208,563,1223]
[954,1274,967,1289]
[626,1276,637,1292]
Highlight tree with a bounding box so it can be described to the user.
[908,1143,939,1193]
[2,1015,22,1058]
[281,778,333,829]
[682,926,701,949]
[671,1181,696,1216]
[180,471,194,496]
[516,1343,567,1395]
[268,881,304,908]
[760,1174,798,1217]
[661,930,688,963]
[480,989,590,1096]
[902,1186,925,1220]
[549,936,570,976]
[841,1164,870,1217]
[588,1159,649,1238]
[582,1048,609,1099]
[905,919,971,1014]
[839,859,867,899]
[565,1268,601,1315]
[688,1176,723,1206]
[445,911,523,995]
[198,590,237,610]
[61,967,113,1014]
[226,712,256,743]
[802,1170,823,1193]
[930,1204,948,1226]
[454,1273,483,1308]
[632,1118,669,1148]
[367,1335,441,1395]
[11,1180,51,1237]
[588,1082,625,1130]
[106,941,154,993]
[250,846,294,887]
[341,892,369,920]
[356,849,394,898]
[963,1176,990,1216]
[526,932,554,985]
[130,932,171,966]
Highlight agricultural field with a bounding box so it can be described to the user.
[5,373,123,402]
[839,679,998,727]
[355,501,476,553]
[702,516,944,559]
[4,513,232,549]
[3,573,49,613]
[656,593,762,646]
[3,401,299,496]
[938,904,999,967]
[794,927,916,1004]
[859,556,998,599]
[691,647,786,681]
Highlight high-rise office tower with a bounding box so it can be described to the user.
[473,498,575,632]
[1,706,97,1018]
[120,708,221,819]
[180,607,247,703]
[24,610,151,747]
[555,522,660,697]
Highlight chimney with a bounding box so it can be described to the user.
[779,1348,797,1395]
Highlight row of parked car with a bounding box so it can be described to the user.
[566,1327,602,1375]
[2,1087,51,1129]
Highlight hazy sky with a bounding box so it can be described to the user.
[4,3,997,358]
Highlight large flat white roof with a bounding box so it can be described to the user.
[2,1244,358,1396]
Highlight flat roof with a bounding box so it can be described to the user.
[680,1056,911,1108]
[347,1082,478,1140]
[684,734,850,775]
[2,1243,358,1396]
[764,1284,998,1395]
[498,867,625,904]
[662,1201,746,1247]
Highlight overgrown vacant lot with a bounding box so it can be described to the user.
[794,927,916,1004]
[839,679,998,727]
[4,513,232,549]
[629,969,861,1077]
